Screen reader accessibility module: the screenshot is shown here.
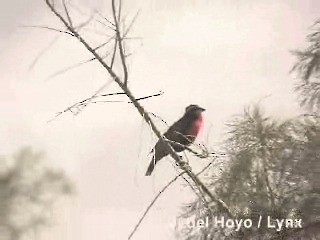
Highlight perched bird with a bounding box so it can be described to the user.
[145,104,205,176]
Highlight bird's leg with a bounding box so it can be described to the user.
[175,156,192,172]
[175,155,183,166]
[184,152,189,164]
[184,163,192,172]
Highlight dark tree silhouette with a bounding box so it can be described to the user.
[176,17,320,240]
[0,148,74,240]
[292,20,320,112]
[177,106,320,239]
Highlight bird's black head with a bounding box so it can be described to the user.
[185,104,205,113]
[184,105,205,120]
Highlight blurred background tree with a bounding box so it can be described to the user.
[176,18,320,240]
[292,20,320,112]
[0,147,74,240]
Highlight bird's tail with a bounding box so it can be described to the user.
[145,157,156,176]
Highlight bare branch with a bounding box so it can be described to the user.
[84,28,114,37]
[112,0,129,86]
[164,139,211,159]
[128,171,186,240]
[128,91,164,103]
[47,53,109,79]
[196,159,216,176]
[63,0,73,27]
[128,160,217,240]
[148,112,169,126]
[94,35,116,51]
[44,0,232,220]
[123,10,141,38]
[123,36,143,40]
[22,25,75,36]
[94,10,116,27]
[75,14,95,30]
[117,0,122,23]
[47,83,111,123]
[48,90,164,122]
[96,19,116,31]
[29,35,61,70]
[179,173,210,217]
[110,37,118,68]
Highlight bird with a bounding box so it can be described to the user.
[145,104,205,176]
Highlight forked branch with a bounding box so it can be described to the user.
[44,0,233,226]
[128,159,218,240]
[111,0,128,86]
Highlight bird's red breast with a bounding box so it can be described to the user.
[188,114,204,137]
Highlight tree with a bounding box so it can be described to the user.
[177,106,320,239]
[35,1,320,239]
[291,20,320,112]
[37,1,233,239]
[0,148,74,240]
[176,17,320,240]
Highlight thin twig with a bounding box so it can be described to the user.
[47,82,112,123]
[164,139,217,159]
[110,37,118,68]
[148,112,169,126]
[95,10,116,27]
[47,53,109,79]
[123,9,140,38]
[29,35,61,70]
[96,19,116,31]
[117,0,122,23]
[63,0,73,27]
[84,28,114,37]
[22,25,75,36]
[48,90,164,122]
[75,14,95,30]
[128,171,186,240]
[128,91,164,103]
[196,159,216,176]
[128,160,216,240]
[112,0,128,86]
[93,35,116,51]
[180,173,210,220]
[123,36,143,40]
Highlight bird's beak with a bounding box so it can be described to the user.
[199,107,205,112]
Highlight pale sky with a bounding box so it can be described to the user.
[1,0,319,239]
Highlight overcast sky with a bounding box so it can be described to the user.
[1,0,319,239]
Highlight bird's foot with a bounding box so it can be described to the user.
[184,164,192,172]
[175,161,192,172]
